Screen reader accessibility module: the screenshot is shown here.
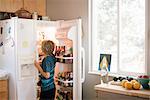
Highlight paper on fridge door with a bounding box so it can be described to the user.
[22,41,29,48]
[20,64,35,79]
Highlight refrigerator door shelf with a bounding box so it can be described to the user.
[56,56,73,60]
[55,78,73,83]
[58,19,79,29]
[56,85,72,91]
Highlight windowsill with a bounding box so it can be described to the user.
[94,83,150,98]
[88,71,128,77]
[88,71,146,78]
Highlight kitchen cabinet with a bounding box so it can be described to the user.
[0,80,8,100]
[0,0,46,16]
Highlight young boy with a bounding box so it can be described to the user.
[34,40,56,100]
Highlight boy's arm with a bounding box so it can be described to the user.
[34,60,50,79]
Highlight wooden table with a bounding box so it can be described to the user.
[95,83,150,99]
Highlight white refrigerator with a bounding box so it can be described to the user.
[0,17,85,100]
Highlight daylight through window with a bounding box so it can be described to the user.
[89,0,147,75]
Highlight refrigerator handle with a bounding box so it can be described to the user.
[81,47,85,83]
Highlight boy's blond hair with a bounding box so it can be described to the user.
[41,40,55,56]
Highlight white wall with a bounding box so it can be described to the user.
[46,0,150,100]
[46,0,86,20]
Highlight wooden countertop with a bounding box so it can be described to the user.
[95,83,150,98]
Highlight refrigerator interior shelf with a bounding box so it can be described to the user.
[56,61,73,64]
[55,78,73,84]
[56,56,73,60]
[56,85,73,91]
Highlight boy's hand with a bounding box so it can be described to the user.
[34,60,40,68]
[34,60,50,79]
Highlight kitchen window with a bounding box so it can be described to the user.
[89,0,149,76]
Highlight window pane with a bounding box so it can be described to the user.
[92,0,118,72]
[119,0,145,73]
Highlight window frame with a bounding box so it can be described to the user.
[88,0,150,76]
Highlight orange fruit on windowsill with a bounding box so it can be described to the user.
[125,82,132,90]
[121,80,128,88]
[133,82,141,90]
[131,80,137,85]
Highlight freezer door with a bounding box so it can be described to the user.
[16,19,37,100]
[17,19,36,62]
[17,19,36,79]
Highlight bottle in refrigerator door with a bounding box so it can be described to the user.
[56,89,73,100]
[56,38,73,57]
[56,71,73,87]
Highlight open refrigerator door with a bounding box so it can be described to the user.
[35,19,84,100]
[16,18,37,100]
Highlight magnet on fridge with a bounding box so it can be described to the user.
[8,27,11,34]
[0,27,3,47]
[22,41,29,48]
